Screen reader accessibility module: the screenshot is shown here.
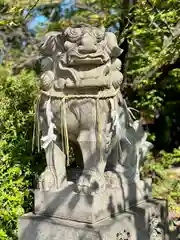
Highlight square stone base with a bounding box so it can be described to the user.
[34,179,152,224]
[19,198,169,240]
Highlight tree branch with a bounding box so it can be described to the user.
[75,1,98,13]
[12,56,42,75]
[155,59,180,84]
[24,0,40,19]
[132,58,180,91]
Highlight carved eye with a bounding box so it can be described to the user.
[95,28,105,42]
[64,27,81,43]
[39,35,57,55]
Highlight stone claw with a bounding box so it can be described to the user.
[38,168,56,191]
[75,170,105,195]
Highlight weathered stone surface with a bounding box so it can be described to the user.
[19,199,168,240]
[30,24,153,196]
[34,179,151,223]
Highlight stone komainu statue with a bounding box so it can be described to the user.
[33,24,152,195]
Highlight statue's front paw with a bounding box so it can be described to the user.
[38,168,56,191]
[75,170,105,195]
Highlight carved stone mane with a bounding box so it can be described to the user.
[38,24,123,95]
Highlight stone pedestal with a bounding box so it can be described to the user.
[19,198,169,240]
[34,179,151,223]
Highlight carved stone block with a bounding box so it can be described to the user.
[34,179,151,224]
[19,199,168,240]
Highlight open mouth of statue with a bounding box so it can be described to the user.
[73,63,109,72]
[67,52,107,66]
[59,59,110,80]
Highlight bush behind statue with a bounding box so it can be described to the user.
[0,65,39,239]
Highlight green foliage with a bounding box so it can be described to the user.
[142,149,180,214]
[46,0,132,34]
[0,65,39,239]
[127,0,180,112]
